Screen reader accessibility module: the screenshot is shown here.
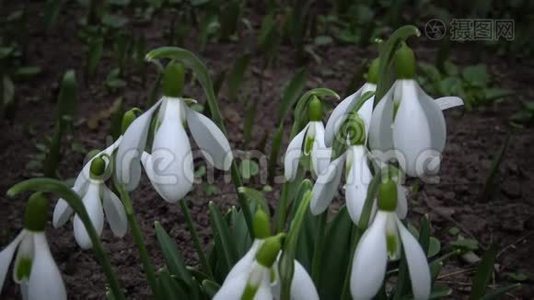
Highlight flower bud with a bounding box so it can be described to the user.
[255,234,285,268]
[253,209,271,239]
[308,96,323,121]
[367,58,380,84]
[378,178,397,211]
[394,42,416,79]
[24,192,49,231]
[121,108,140,134]
[163,61,185,98]
[90,156,106,178]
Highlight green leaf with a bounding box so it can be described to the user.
[428,237,441,258]
[154,222,193,287]
[469,245,497,300]
[44,0,62,30]
[2,75,15,108]
[238,187,269,214]
[276,68,307,123]
[14,66,42,80]
[226,53,251,100]
[87,36,104,77]
[462,64,489,87]
[317,208,353,299]
[208,202,238,273]
[56,70,77,125]
[157,269,187,299]
[429,285,453,299]
[201,279,221,298]
[314,35,334,46]
[451,237,479,251]
[481,283,521,300]
[101,14,129,29]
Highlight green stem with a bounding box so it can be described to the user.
[179,199,213,279]
[7,178,125,300]
[311,212,327,283]
[117,184,159,297]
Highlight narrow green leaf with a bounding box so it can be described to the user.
[87,36,104,77]
[469,245,498,300]
[481,283,521,300]
[56,70,77,127]
[201,279,221,298]
[226,54,251,100]
[276,68,307,123]
[154,222,193,287]
[238,187,269,214]
[208,202,238,272]
[44,0,62,30]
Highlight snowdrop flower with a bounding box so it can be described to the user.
[53,154,127,249]
[115,62,233,202]
[369,43,464,178]
[214,211,318,300]
[0,193,66,300]
[350,178,430,300]
[310,114,407,223]
[324,58,379,147]
[284,96,331,181]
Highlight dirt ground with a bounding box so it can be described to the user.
[1,2,533,299]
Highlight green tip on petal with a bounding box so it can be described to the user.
[255,234,285,267]
[394,42,416,79]
[24,192,49,231]
[367,58,380,84]
[308,96,323,121]
[163,60,185,98]
[121,108,141,133]
[90,156,106,178]
[378,178,397,211]
[253,209,271,239]
[241,283,259,300]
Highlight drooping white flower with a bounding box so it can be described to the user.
[310,144,407,223]
[284,121,331,181]
[53,152,127,249]
[369,45,463,178]
[324,82,376,147]
[214,239,319,300]
[115,96,233,202]
[1,194,66,300]
[284,97,331,181]
[350,179,430,300]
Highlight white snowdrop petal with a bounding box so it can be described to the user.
[310,154,346,215]
[415,83,448,152]
[145,99,193,202]
[213,274,249,300]
[28,233,67,300]
[102,186,128,237]
[393,80,433,177]
[396,185,408,219]
[345,146,373,224]
[0,231,25,292]
[290,260,319,300]
[223,240,262,285]
[310,122,331,177]
[397,219,431,300]
[435,96,464,111]
[324,86,362,147]
[73,182,104,249]
[350,211,389,299]
[52,199,73,228]
[186,107,233,171]
[284,126,307,181]
[115,99,163,191]
[369,84,395,152]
